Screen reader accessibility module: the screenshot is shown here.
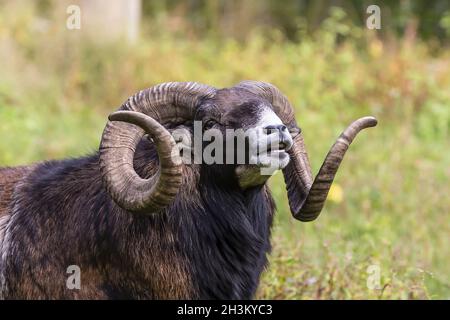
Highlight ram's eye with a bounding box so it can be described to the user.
[204,119,216,129]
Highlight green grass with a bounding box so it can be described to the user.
[0,4,449,299]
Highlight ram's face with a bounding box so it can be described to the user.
[195,88,294,187]
[102,81,376,219]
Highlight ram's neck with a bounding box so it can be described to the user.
[174,168,275,299]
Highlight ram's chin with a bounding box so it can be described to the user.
[235,152,290,189]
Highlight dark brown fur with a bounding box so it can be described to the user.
[0,139,274,300]
[0,89,276,299]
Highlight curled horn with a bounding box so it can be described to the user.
[99,82,216,214]
[235,80,377,221]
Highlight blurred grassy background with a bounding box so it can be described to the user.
[0,1,449,299]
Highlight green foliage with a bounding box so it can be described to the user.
[141,0,450,42]
[0,2,449,299]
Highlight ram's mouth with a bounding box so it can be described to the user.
[265,141,288,153]
[252,146,290,170]
[258,139,289,156]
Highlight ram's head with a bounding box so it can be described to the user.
[99,81,377,221]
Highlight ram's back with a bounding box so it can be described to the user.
[0,166,35,246]
[0,167,34,217]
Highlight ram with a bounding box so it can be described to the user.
[0,81,377,299]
